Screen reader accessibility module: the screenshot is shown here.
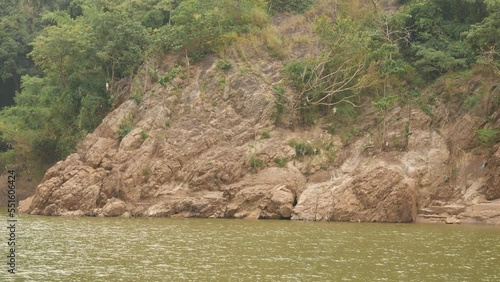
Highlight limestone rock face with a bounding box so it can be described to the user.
[225,167,305,219]
[445,114,485,150]
[459,200,500,225]
[293,166,416,223]
[25,58,304,219]
[22,55,500,225]
[28,153,107,216]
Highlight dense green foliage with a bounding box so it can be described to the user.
[269,0,314,14]
[467,0,500,75]
[0,0,270,173]
[1,0,151,171]
[161,0,268,59]
[477,128,500,145]
[0,0,46,82]
[281,0,499,126]
[467,0,500,50]
[284,15,373,125]
[399,0,488,79]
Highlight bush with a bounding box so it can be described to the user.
[140,130,148,141]
[269,0,314,14]
[157,66,182,86]
[131,93,143,104]
[327,124,335,135]
[250,155,264,173]
[261,129,271,139]
[118,123,133,141]
[373,96,399,112]
[78,94,110,133]
[284,60,314,90]
[477,128,500,145]
[216,60,232,72]
[274,157,287,167]
[288,139,319,157]
[165,0,268,58]
[272,85,286,124]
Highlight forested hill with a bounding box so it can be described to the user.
[0,0,499,214]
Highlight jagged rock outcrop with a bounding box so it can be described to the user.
[224,167,305,219]
[23,56,306,219]
[20,54,500,225]
[293,165,417,222]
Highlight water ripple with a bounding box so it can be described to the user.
[1,216,500,281]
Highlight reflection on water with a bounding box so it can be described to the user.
[2,214,500,281]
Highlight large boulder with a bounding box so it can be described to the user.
[27,154,107,215]
[101,198,128,217]
[293,166,417,223]
[225,167,306,219]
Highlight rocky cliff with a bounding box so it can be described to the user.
[19,48,500,225]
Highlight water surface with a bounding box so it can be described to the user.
[2,214,500,281]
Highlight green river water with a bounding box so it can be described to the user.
[2,214,500,281]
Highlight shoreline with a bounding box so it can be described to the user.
[10,209,500,227]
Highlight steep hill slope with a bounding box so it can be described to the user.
[20,11,500,225]
[20,65,500,224]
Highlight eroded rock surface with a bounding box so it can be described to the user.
[21,57,500,225]
[293,165,416,223]
[485,147,500,200]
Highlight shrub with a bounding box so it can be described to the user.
[216,60,232,72]
[288,139,319,157]
[118,123,133,141]
[165,0,268,58]
[477,128,500,145]
[327,124,335,135]
[261,26,285,59]
[250,155,264,173]
[373,95,399,112]
[140,130,148,141]
[274,157,287,167]
[274,85,285,95]
[284,60,313,90]
[272,85,286,124]
[158,66,182,86]
[464,94,481,109]
[261,129,271,139]
[131,93,143,104]
[269,0,314,14]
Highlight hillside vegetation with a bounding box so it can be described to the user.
[0,0,499,180]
